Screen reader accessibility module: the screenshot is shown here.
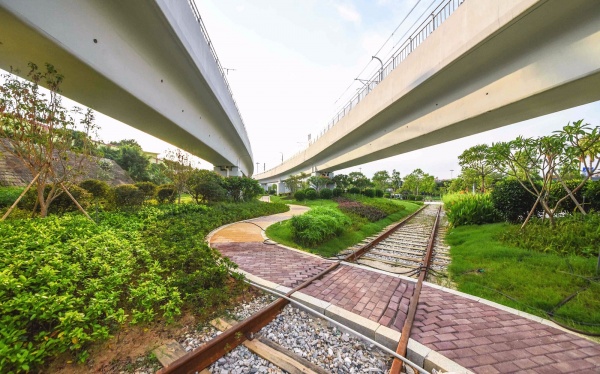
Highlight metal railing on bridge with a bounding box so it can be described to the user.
[186,0,251,147]
[306,0,465,151]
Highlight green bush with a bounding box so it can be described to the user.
[294,190,306,201]
[51,185,92,213]
[500,213,600,257]
[79,179,110,200]
[443,193,501,227]
[319,188,333,199]
[332,188,343,197]
[383,193,391,198]
[374,189,384,198]
[348,187,360,194]
[0,186,24,208]
[491,179,539,223]
[157,184,176,204]
[112,184,145,207]
[405,194,423,201]
[549,180,586,213]
[362,188,375,198]
[305,189,318,200]
[584,180,600,212]
[134,181,157,200]
[290,207,351,247]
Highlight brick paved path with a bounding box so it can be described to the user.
[210,206,600,374]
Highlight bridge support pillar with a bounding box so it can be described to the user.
[214,166,241,177]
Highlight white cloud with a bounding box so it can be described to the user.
[336,3,361,24]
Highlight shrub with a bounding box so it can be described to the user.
[549,180,586,214]
[362,188,375,198]
[19,184,92,214]
[135,181,157,200]
[491,179,539,223]
[290,207,351,246]
[319,188,333,199]
[157,184,176,204]
[305,189,318,200]
[584,180,600,212]
[113,184,145,207]
[336,197,386,222]
[0,186,24,208]
[348,187,360,194]
[79,179,110,200]
[405,194,423,201]
[332,187,343,197]
[375,189,384,198]
[294,190,306,201]
[383,193,391,198]
[443,193,501,227]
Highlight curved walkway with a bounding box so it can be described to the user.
[208,204,600,374]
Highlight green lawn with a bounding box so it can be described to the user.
[447,223,600,335]
[266,197,420,257]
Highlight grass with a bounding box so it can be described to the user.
[447,223,600,335]
[266,197,420,257]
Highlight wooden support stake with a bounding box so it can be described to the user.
[60,183,94,222]
[1,172,41,221]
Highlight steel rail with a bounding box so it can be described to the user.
[156,262,339,374]
[343,204,427,262]
[246,280,431,374]
[390,204,442,374]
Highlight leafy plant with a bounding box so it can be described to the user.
[290,207,351,247]
[156,184,176,204]
[443,193,501,227]
[112,184,145,207]
[134,181,157,200]
[491,179,539,223]
[304,189,318,200]
[294,190,305,201]
[319,188,333,199]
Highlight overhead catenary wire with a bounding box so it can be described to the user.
[331,0,427,108]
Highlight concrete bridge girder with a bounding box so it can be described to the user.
[0,0,254,175]
[255,0,600,183]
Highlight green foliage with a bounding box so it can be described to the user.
[491,179,539,223]
[584,181,600,211]
[0,201,288,372]
[319,188,333,199]
[134,181,157,200]
[348,172,370,189]
[79,179,110,200]
[222,177,263,202]
[458,144,495,193]
[186,170,226,204]
[348,187,360,194]
[156,185,176,204]
[443,193,501,227]
[332,187,343,197]
[305,189,318,200]
[51,185,92,214]
[362,188,375,198]
[500,213,600,257]
[405,194,423,201]
[447,223,600,335]
[112,184,145,207]
[374,189,384,198]
[290,207,351,247]
[0,186,24,208]
[548,180,585,214]
[371,170,390,191]
[294,190,306,201]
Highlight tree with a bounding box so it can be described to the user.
[307,175,329,191]
[186,169,226,203]
[222,176,263,202]
[164,148,196,203]
[458,144,496,193]
[283,172,308,194]
[118,145,150,181]
[402,168,433,195]
[332,174,350,190]
[348,171,371,189]
[390,169,402,191]
[0,63,98,218]
[372,170,391,191]
[489,120,600,228]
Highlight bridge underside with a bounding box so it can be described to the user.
[0,0,253,175]
[256,0,600,183]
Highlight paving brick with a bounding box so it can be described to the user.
[493,361,521,373]
[471,365,501,374]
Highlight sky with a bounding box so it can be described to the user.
[3,0,598,180]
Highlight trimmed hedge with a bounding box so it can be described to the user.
[319,188,333,199]
[294,190,306,201]
[79,179,110,200]
[113,184,145,207]
[332,188,343,197]
[157,184,176,204]
[290,206,351,247]
[584,180,600,212]
[491,179,539,223]
[305,189,318,200]
[134,181,157,200]
[362,188,375,198]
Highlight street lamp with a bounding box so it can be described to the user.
[279,152,283,163]
[450,169,454,179]
[372,56,383,83]
[256,162,259,173]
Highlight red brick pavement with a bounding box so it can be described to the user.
[213,242,333,288]
[212,235,600,373]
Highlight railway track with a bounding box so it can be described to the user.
[348,204,449,281]
[158,203,446,374]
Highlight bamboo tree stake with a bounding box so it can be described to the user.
[59,183,94,222]
[1,172,41,221]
